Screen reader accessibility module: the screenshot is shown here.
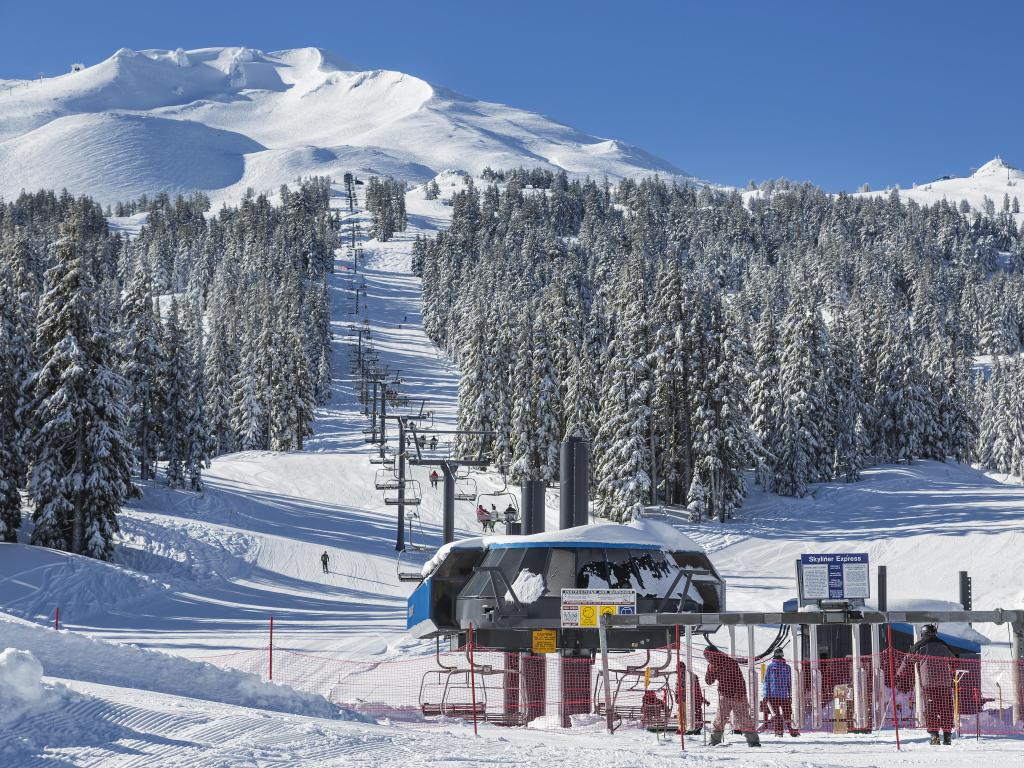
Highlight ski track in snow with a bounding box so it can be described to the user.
[1,176,1024,765]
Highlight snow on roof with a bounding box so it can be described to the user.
[421,520,705,577]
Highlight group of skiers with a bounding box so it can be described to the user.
[701,646,799,747]
[476,502,517,533]
[407,433,439,451]
[697,624,959,747]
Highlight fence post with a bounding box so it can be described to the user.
[886,624,901,751]
[912,625,924,727]
[870,621,882,729]
[728,625,737,731]
[1012,622,1024,728]
[684,626,694,733]
[793,624,803,732]
[468,623,479,736]
[808,624,820,730]
[675,625,684,751]
[747,625,758,727]
[599,615,614,735]
[269,616,274,681]
[851,623,864,731]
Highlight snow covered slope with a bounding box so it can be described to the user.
[0,46,691,205]
[854,157,1024,224]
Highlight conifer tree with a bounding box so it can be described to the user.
[159,298,190,487]
[118,264,162,480]
[27,217,135,560]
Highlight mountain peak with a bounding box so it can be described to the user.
[0,45,692,204]
[973,156,1017,177]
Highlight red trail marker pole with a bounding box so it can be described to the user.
[269,616,274,681]
[887,624,901,751]
[54,607,59,631]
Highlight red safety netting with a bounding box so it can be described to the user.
[190,637,1024,738]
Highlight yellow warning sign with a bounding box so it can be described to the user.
[579,605,598,627]
[599,605,617,619]
[532,629,557,654]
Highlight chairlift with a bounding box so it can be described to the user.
[368,448,392,465]
[384,480,422,506]
[593,648,676,731]
[453,476,477,502]
[374,469,401,491]
[397,546,434,582]
[477,476,520,523]
[419,641,528,726]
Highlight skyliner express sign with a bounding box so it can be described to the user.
[799,553,870,602]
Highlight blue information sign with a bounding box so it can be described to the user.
[799,553,870,601]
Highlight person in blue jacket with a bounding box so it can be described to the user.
[762,648,799,737]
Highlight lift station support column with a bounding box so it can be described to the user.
[441,461,457,545]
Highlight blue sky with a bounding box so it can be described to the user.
[1,1,1019,190]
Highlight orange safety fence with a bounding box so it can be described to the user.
[190,638,1024,737]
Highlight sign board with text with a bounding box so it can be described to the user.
[560,588,636,628]
[799,553,870,603]
[532,629,557,654]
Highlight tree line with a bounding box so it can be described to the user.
[415,171,1024,522]
[0,179,338,558]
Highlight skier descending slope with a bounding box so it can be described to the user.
[320,551,330,574]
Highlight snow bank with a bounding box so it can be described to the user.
[0,615,341,719]
[0,649,52,725]
[0,542,168,624]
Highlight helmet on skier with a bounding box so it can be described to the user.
[922,623,938,636]
[773,647,784,659]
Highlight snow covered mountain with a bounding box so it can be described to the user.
[0,46,691,205]
[855,156,1024,223]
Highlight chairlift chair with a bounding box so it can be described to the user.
[593,649,675,730]
[453,477,477,502]
[368,448,391,465]
[396,546,434,582]
[374,469,401,491]
[477,478,520,523]
[419,642,528,726]
[384,480,422,506]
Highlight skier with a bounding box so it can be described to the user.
[897,624,958,745]
[762,648,799,737]
[430,470,440,489]
[320,551,329,574]
[703,647,760,747]
[418,435,427,449]
[504,503,517,523]
[476,504,495,533]
[429,435,438,450]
